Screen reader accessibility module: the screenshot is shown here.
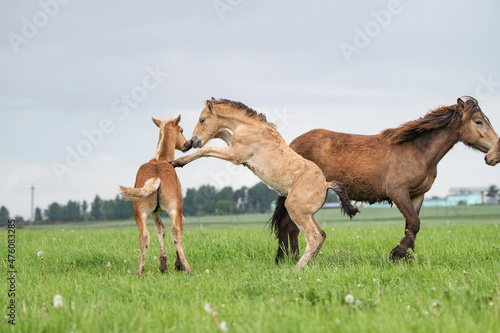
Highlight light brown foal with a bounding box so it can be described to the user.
[120,116,191,276]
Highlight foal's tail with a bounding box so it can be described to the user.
[119,178,161,201]
[327,181,359,218]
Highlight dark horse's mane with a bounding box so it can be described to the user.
[380,97,485,144]
[212,98,276,127]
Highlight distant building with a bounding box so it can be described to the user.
[423,187,490,207]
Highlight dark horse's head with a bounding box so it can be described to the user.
[381,96,498,153]
[455,97,498,153]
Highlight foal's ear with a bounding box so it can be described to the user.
[152,117,162,127]
[173,114,181,126]
[205,100,214,113]
[457,98,466,110]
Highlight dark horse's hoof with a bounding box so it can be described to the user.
[389,245,413,261]
[175,260,184,271]
[159,266,168,274]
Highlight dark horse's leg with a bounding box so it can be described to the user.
[276,213,300,263]
[389,192,423,260]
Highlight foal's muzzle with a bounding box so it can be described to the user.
[182,140,193,152]
[191,136,202,149]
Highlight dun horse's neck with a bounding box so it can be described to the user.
[216,106,258,131]
[414,127,460,168]
[155,129,176,162]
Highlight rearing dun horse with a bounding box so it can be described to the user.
[270,97,498,262]
[172,98,358,268]
[120,116,192,276]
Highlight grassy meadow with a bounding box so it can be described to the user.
[2,205,500,332]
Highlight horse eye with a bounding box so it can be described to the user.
[475,120,483,125]
[200,119,205,124]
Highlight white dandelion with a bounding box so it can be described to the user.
[37,251,43,257]
[206,269,210,274]
[345,294,354,304]
[53,295,63,308]
[220,321,229,332]
[106,262,111,268]
[204,302,215,315]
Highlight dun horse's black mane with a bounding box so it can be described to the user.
[380,97,485,144]
[212,98,275,127]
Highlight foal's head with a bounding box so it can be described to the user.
[152,115,187,159]
[485,138,500,166]
[457,97,498,153]
[185,98,222,149]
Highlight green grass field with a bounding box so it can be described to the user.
[2,205,500,332]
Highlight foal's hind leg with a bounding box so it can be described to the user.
[150,212,168,273]
[168,209,192,274]
[310,214,326,260]
[285,197,325,269]
[134,207,150,277]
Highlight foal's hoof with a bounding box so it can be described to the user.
[159,266,168,274]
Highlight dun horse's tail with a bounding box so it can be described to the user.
[119,178,161,201]
[268,195,287,238]
[328,181,359,218]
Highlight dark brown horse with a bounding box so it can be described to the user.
[271,97,498,262]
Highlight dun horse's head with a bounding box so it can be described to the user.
[457,97,498,153]
[152,115,187,152]
[183,98,220,151]
[485,138,500,166]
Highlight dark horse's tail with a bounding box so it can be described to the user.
[268,182,359,238]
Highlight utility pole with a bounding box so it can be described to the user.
[30,184,34,223]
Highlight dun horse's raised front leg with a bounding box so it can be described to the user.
[389,191,421,260]
[171,146,238,168]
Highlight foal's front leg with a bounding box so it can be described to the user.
[171,146,239,168]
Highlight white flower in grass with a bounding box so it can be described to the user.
[204,302,216,315]
[220,321,229,332]
[37,251,43,257]
[106,262,111,268]
[316,279,321,282]
[127,270,132,274]
[53,295,63,308]
[206,269,210,274]
[345,294,354,304]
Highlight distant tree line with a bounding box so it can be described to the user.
[6,182,495,224]
[0,182,298,224]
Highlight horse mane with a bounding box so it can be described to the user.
[212,98,276,127]
[380,97,483,144]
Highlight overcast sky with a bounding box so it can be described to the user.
[1,0,499,219]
